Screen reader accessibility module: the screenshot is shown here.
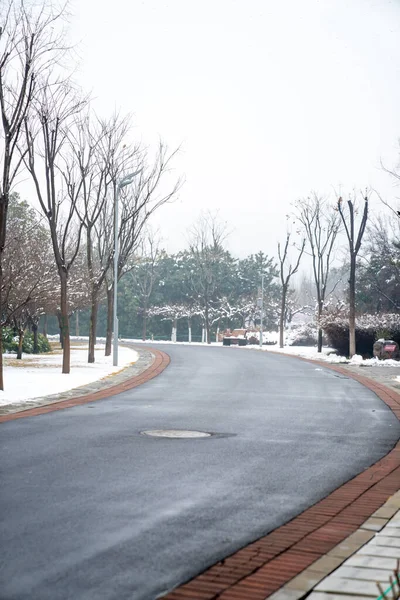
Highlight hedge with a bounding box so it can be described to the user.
[321,313,400,357]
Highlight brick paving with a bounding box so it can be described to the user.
[163,359,400,600]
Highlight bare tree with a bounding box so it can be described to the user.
[103,141,182,355]
[2,194,55,357]
[294,194,341,352]
[129,231,160,341]
[380,153,400,218]
[188,212,230,344]
[23,80,87,373]
[337,193,369,357]
[68,112,123,363]
[278,232,306,348]
[0,0,67,387]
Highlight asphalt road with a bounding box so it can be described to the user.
[1,345,399,600]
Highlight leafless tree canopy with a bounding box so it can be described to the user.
[277,232,306,348]
[294,193,341,351]
[0,0,70,387]
[337,192,369,357]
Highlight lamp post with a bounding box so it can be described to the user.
[259,273,264,348]
[113,170,142,367]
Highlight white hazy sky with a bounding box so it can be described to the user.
[71,0,400,258]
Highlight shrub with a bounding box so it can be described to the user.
[2,327,51,354]
[321,313,400,358]
[286,322,319,346]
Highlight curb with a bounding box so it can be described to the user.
[162,355,400,600]
[0,347,170,423]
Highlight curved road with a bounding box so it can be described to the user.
[1,345,399,600]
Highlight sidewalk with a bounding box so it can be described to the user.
[270,494,400,600]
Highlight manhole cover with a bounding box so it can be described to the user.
[141,429,211,438]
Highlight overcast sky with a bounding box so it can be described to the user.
[71,0,400,258]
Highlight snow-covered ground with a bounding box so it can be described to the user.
[0,344,138,406]
[244,343,400,367]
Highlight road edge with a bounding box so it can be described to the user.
[0,347,170,423]
[162,354,400,600]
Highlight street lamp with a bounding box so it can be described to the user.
[258,273,264,348]
[113,170,143,367]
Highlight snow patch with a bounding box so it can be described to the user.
[0,344,138,406]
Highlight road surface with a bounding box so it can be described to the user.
[1,345,399,600]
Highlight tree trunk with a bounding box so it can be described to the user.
[171,319,177,342]
[279,287,287,348]
[57,312,63,348]
[142,301,147,341]
[17,329,24,359]
[0,321,3,390]
[317,302,323,353]
[105,286,113,356]
[216,326,220,343]
[0,195,9,390]
[42,314,48,338]
[317,328,323,353]
[201,326,205,343]
[75,311,80,337]
[60,272,71,373]
[32,322,39,354]
[88,294,99,363]
[349,255,356,357]
[205,304,211,344]
[188,318,192,343]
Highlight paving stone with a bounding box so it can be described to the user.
[327,531,375,559]
[385,521,400,528]
[388,514,400,526]
[358,544,400,558]
[371,506,399,519]
[331,566,392,582]
[344,555,399,570]
[308,593,377,600]
[361,517,388,532]
[267,588,303,600]
[385,494,400,509]
[307,556,344,575]
[285,570,324,591]
[372,536,400,547]
[379,528,400,537]
[315,576,381,596]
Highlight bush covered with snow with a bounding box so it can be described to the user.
[286,322,319,346]
[321,313,400,358]
[2,328,51,354]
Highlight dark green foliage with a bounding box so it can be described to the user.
[2,327,51,354]
[40,247,281,342]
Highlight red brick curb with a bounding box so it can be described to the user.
[0,347,170,423]
[163,356,400,600]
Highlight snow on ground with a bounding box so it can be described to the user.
[244,343,400,367]
[0,344,138,406]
